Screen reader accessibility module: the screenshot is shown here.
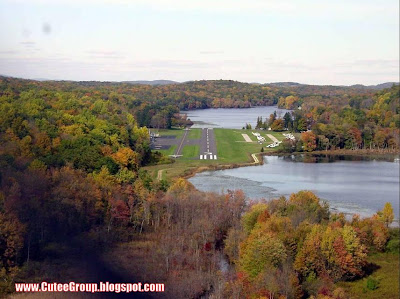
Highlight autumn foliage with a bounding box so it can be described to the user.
[224,191,393,298]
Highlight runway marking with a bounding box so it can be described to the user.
[241,134,252,142]
[266,134,279,143]
[214,155,217,159]
[251,153,260,164]
[209,155,213,160]
[200,155,203,159]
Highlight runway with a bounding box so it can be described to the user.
[199,128,217,160]
[151,128,217,160]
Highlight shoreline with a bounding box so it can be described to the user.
[182,148,399,180]
[305,148,400,156]
[182,152,265,180]
[182,149,399,226]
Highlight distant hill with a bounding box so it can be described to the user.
[350,82,399,90]
[33,78,52,81]
[267,82,303,87]
[267,82,399,90]
[0,75,397,90]
[122,80,179,86]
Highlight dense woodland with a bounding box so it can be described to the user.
[253,85,400,152]
[0,76,398,298]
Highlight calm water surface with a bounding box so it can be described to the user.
[182,106,291,129]
[189,155,400,219]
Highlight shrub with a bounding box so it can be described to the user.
[386,239,400,253]
[366,277,379,290]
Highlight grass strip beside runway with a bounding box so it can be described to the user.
[182,145,200,159]
[188,128,202,139]
[156,145,176,156]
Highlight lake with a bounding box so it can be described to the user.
[182,106,291,129]
[189,154,400,221]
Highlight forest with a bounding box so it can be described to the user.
[254,85,399,152]
[0,76,398,298]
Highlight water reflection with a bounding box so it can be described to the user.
[282,154,398,163]
[189,155,400,220]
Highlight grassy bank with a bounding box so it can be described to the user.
[336,252,399,298]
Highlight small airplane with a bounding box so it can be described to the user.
[169,154,183,158]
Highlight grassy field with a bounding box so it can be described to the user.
[144,128,290,180]
[144,159,220,181]
[215,128,285,163]
[156,145,176,156]
[181,144,200,159]
[188,128,201,139]
[157,128,184,139]
[336,253,399,298]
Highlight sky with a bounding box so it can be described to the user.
[0,0,399,85]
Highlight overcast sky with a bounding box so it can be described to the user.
[0,0,399,85]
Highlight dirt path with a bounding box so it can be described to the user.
[157,169,163,181]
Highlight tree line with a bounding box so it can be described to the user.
[252,85,399,152]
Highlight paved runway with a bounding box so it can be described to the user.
[199,128,217,160]
[151,128,217,160]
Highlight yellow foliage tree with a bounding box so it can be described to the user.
[377,202,394,227]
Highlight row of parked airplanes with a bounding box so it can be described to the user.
[251,132,296,148]
[282,133,296,140]
[252,132,266,142]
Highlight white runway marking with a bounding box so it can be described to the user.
[266,134,279,143]
[241,134,252,142]
[214,155,217,159]
[209,155,213,159]
[200,155,203,159]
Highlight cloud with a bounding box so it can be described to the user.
[200,51,224,55]
[86,50,125,59]
[336,59,399,69]
[4,0,398,19]
[20,41,36,47]
[4,0,294,13]
[123,59,212,69]
[0,50,19,55]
